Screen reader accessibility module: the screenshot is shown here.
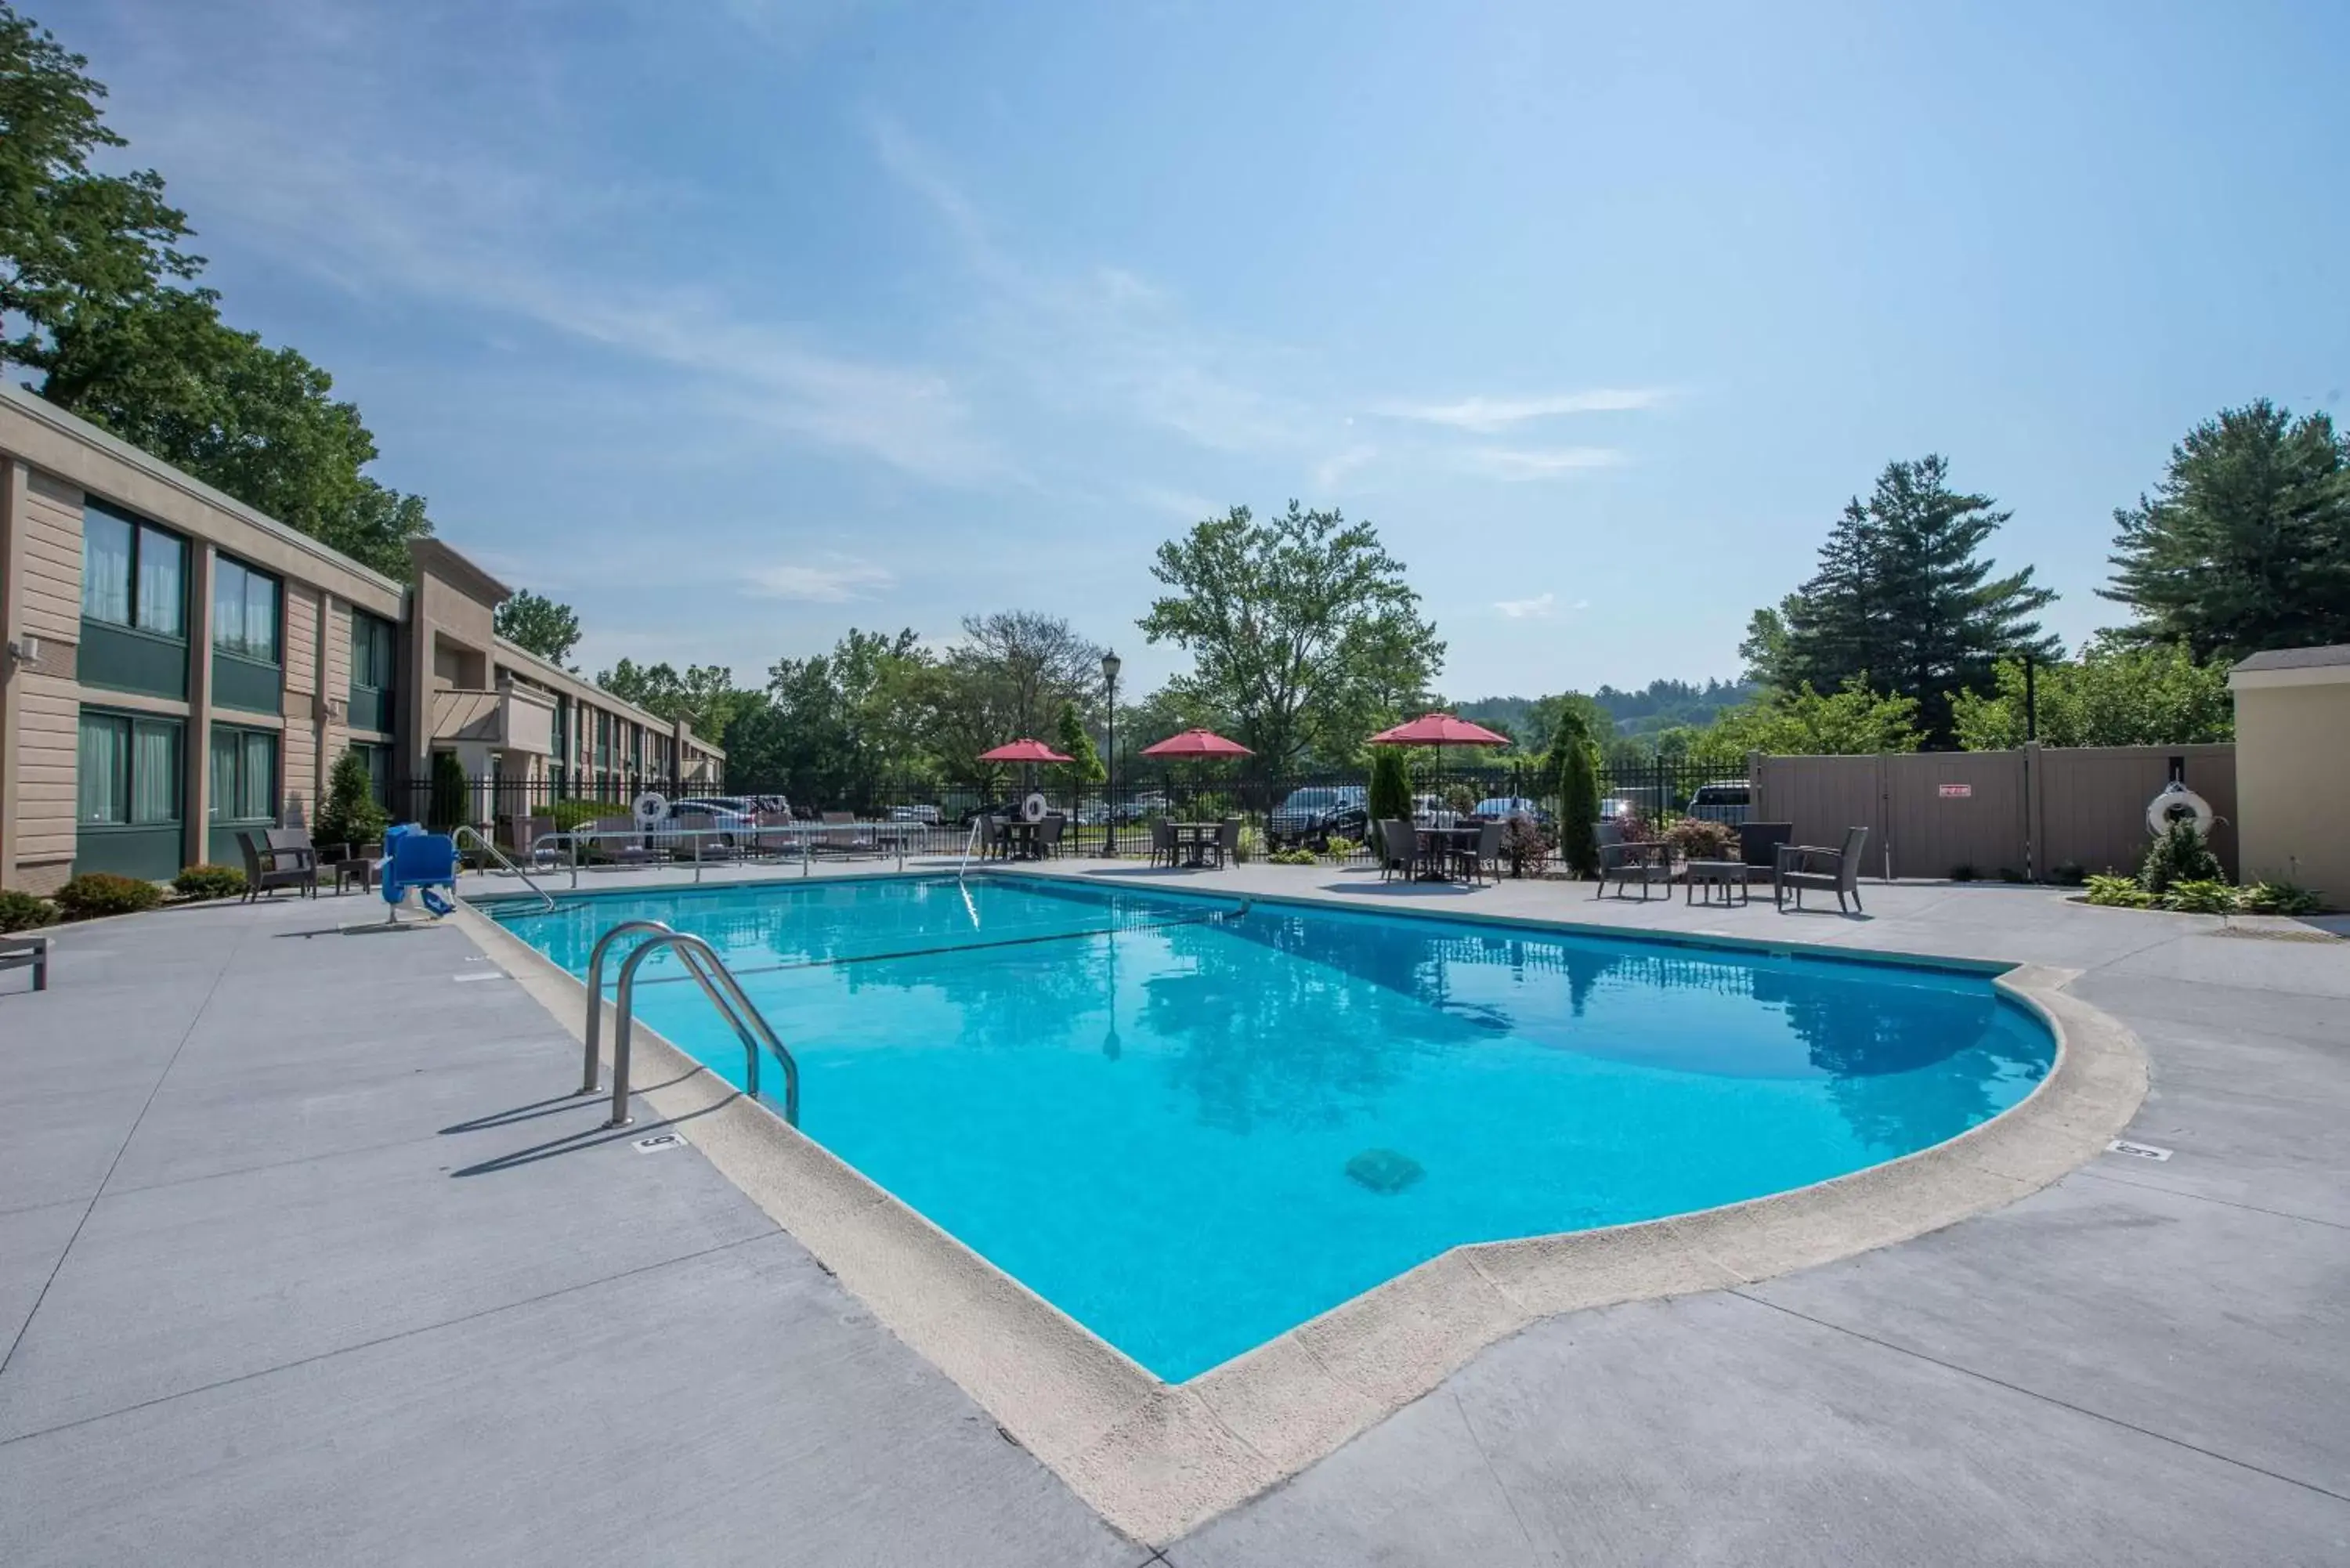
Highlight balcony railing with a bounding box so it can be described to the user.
[430,684,557,754]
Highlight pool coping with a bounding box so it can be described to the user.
[454,872,2149,1548]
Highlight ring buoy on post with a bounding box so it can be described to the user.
[1021,792,1049,824]
[632,791,670,827]
[2146,782,2214,837]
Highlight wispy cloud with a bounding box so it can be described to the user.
[1494,592,1556,619]
[743,559,897,602]
[1462,446,1625,481]
[1313,443,1379,490]
[1376,388,1670,434]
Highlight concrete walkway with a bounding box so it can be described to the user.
[3,864,2346,1565]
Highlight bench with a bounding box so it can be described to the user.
[2,934,52,992]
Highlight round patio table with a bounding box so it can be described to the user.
[1683,858,1750,906]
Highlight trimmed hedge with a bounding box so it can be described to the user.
[173,864,248,901]
[1,888,60,933]
[54,872,164,919]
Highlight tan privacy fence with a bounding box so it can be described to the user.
[1752,744,2236,881]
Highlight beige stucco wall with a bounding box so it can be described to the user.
[2232,678,2350,903]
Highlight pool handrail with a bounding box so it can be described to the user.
[606,928,800,1131]
[580,918,680,1094]
[451,824,556,912]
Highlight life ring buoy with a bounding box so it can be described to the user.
[633,791,671,826]
[1021,792,1050,824]
[2146,782,2213,837]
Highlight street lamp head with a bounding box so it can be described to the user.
[1101,650,1121,683]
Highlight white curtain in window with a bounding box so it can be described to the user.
[131,721,179,825]
[82,512,134,624]
[78,714,127,824]
[209,729,237,821]
[213,565,247,656]
[244,574,278,661]
[241,731,277,821]
[138,526,185,637]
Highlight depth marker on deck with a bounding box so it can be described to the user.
[2106,1139,2172,1162]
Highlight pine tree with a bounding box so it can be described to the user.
[1773,456,2058,746]
[2102,401,2350,659]
[1050,699,1104,786]
[315,746,389,853]
[1553,709,1601,879]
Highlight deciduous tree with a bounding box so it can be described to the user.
[1950,638,2232,750]
[494,590,580,667]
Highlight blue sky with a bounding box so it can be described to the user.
[67,0,2350,699]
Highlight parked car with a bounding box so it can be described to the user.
[1473,796,1550,824]
[1267,786,1368,848]
[670,797,757,826]
[1411,794,1462,828]
[1113,789,1171,824]
[1684,779,1754,824]
[888,804,941,823]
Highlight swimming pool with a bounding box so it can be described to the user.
[495,875,2053,1381]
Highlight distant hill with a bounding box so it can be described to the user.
[1458,680,1758,742]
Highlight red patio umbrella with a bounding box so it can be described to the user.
[978,739,1075,764]
[1141,728,1254,819]
[1368,713,1512,819]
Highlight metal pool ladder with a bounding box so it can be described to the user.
[451,824,557,913]
[580,919,800,1131]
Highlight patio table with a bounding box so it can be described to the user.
[1412,825,1479,881]
[1169,822,1221,868]
[997,820,1043,860]
[1683,858,1749,906]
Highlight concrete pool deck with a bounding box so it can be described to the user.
[3,862,2347,1563]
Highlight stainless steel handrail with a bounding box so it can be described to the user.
[452,825,557,912]
[607,931,800,1131]
[580,919,678,1094]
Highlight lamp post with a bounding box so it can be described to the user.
[1101,649,1121,857]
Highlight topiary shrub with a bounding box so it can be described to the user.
[426,750,469,833]
[1553,713,1601,879]
[1,888,60,933]
[316,746,391,856]
[1368,746,1413,831]
[53,872,164,920]
[2139,820,2222,895]
[172,864,248,901]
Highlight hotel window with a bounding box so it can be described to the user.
[81,505,187,636]
[212,556,281,662]
[77,711,183,826]
[209,725,280,826]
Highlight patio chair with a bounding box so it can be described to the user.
[1597,840,1672,901]
[238,828,319,901]
[1213,818,1241,869]
[1776,826,1870,912]
[1450,820,1503,886]
[591,816,657,868]
[1,934,50,993]
[516,815,561,869]
[974,815,1004,862]
[1376,818,1419,883]
[671,811,739,862]
[1149,818,1177,868]
[1736,822,1793,883]
[1036,813,1067,858]
[749,810,797,860]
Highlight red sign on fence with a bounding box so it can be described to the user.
[1939,783,1973,799]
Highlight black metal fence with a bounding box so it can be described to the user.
[396,755,1737,864]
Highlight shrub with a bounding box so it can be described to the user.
[551,797,622,833]
[316,747,391,854]
[1499,814,1551,878]
[1553,713,1601,879]
[1664,818,1737,862]
[1267,847,1319,866]
[1322,834,1358,861]
[2162,879,2240,914]
[2049,862,2088,887]
[1368,746,1413,832]
[2084,874,2154,909]
[1998,867,2026,884]
[0,888,60,933]
[1949,863,1979,883]
[53,872,164,919]
[426,750,469,833]
[1442,782,1478,818]
[2139,820,2221,895]
[2240,880,2323,916]
[1234,822,1263,862]
[172,864,248,901]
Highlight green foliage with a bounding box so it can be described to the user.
[1664,818,1737,861]
[0,2,200,380]
[2239,881,2323,916]
[2139,820,2222,894]
[2050,862,2088,887]
[171,863,245,900]
[1267,847,1319,865]
[53,871,161,919]
[749,627,938,802]
[2161,879,2239,914]
[1322,834,1358,860]
[1456,691,1632,756]
[597,658,747,746]
[2084,875,2154,909]
[425,750,468,833]
[1442,782,1477,817]
[1499,814,1551,877]
[1949,864,1979,882]
[495,590,580,667]
[1367,746,1413,829]
[1701,678,1922,757]
[0,887,60,931]
[315,746,389,852]
[2104,400,2350,659]
[1952,636,2234,750]
[550,797,624,832]
[1140,501,1442,771]
[1768,454,2059,745]
[1235,823,1263,862]
[1051,699,1105,786]
[1553,708,1601,878]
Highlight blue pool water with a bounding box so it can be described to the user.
[496,876,2052,1380]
